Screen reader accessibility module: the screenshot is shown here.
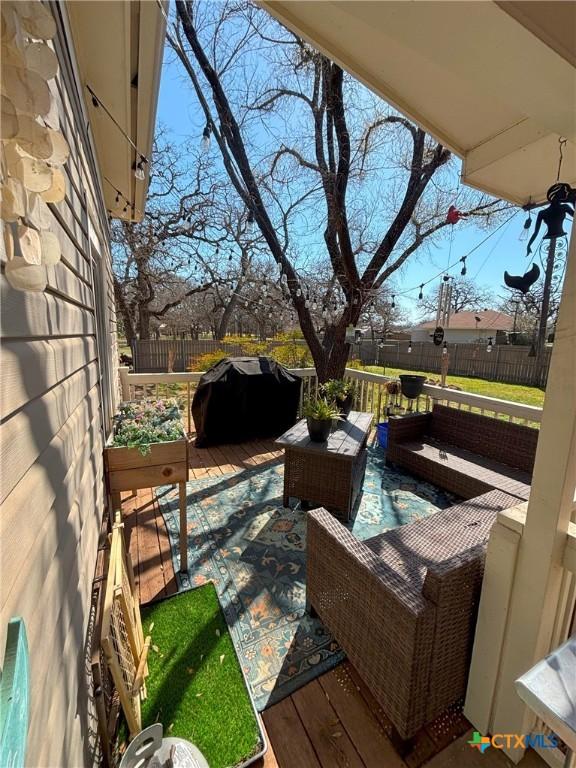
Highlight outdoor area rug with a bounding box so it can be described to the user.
[157,446,456,711]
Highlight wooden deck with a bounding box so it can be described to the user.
[121,438,545,768]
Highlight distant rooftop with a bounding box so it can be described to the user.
[412,310,514,331]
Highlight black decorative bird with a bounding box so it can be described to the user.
[504,263,541,294]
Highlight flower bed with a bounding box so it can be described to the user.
[105,398,188,481]
[111,398,185,455]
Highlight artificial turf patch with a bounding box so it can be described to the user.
[141,584,262,768]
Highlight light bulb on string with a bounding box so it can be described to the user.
[518,210,533,242]
[460,257,467,276]
[134,156,147,181]
[201,124,211,152]
[418,284,424,301]
[246,210,255,233]
[487,337,493,353]
[391,295,396,309]
[442,341,448,356]
[408,342,412,353]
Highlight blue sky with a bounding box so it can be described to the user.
[156,45,571,323]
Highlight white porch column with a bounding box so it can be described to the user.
[466,226,576,761]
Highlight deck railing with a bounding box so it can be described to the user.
[119,366,542,433]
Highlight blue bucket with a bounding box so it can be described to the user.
[376,422,389,449]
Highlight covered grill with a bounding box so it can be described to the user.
[192,357,301,447]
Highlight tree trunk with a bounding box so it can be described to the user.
[113,277,136,346]
[216,292,240,340]
[312,324,351,382]
[138,306,151,340]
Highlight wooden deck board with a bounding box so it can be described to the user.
[318,666,406,768]
[291,679,365,768]
[123,438,545,768]
[262,697,321,768]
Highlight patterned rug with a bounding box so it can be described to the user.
[157,445,456,711]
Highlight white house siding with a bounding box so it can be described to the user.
[0,5,117,766]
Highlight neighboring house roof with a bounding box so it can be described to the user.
[411,310,514,331]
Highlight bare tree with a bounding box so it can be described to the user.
[168,1,510,380]
[112,139,265,344]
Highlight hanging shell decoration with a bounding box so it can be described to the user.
[1,0,69,292]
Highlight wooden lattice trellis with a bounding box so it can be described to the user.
[101,515,151,737]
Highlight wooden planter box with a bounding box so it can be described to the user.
[104,414,189,572]
[104,437,188,494]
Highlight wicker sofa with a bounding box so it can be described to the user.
[386,404,538,501]
[306,489,519,742]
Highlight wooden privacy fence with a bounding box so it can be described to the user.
[131,338,307,373]
[356,341,552,387]
[101,515,151,738]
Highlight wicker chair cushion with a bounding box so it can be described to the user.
[397,440,531,500]
[363,490,518,599]
[428,404,538,473]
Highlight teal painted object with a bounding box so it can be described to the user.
[0,619,30,768]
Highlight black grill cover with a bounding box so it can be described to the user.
[192,357,301,447]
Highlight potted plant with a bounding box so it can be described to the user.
[319,379,357,418]
[399,374,427,399]
[302,397,341,442]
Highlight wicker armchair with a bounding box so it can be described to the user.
[306,489,519,741]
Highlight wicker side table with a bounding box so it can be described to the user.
[275,411,373,522]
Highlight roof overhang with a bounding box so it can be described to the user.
[259,0,576,206]
[66,1,167,221]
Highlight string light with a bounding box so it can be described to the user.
[391,295,395,308]
[388,211,518,302]
[418,284,424,301]
[201,124,211,152]
[486,336,493,353]
[103,177,140,217]
[408,341,412,353]
[87,85,149,168]
[460,256,467,276]
[442,341,448,356]
[134,156,147,181]
[518,211,533,243]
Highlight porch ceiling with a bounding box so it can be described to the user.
[66,1,166,221]
[259,0,576,206]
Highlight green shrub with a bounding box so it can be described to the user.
[239,341,269,356]
[271,343,313,369]
[273,329,304,341]
[189,350,228,371]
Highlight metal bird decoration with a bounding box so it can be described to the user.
[504,263,541,294]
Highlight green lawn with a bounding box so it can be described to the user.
[141,584,261,768]
[361,365,545,408]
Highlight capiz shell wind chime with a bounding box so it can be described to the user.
[1,0,69,292]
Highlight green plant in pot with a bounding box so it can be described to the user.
[302,397,341,442]
[319,379,357,418]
